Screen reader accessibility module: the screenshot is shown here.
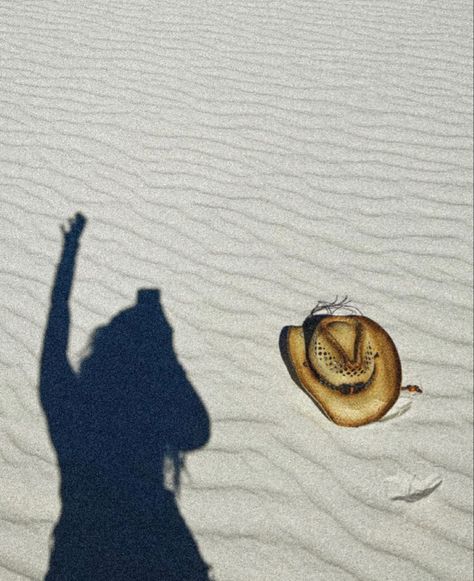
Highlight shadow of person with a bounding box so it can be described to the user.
[40,214,211,580]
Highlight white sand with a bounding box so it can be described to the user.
[0,1,472,579]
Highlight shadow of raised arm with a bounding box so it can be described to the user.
[40,213,86,426]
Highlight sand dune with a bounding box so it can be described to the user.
[0,0,472,579]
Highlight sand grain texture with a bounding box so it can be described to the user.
[0,1,472,579]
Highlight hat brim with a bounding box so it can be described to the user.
[280,317,401,427]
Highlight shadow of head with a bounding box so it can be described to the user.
[75,288,210,474]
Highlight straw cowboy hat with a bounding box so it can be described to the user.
[280,308,402,427]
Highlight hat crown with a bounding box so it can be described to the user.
[308,317,376,387]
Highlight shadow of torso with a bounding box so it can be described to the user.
[41,283,210,580]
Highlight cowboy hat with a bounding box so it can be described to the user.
[280,313,401,427]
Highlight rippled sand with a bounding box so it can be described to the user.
[0,1,472,579]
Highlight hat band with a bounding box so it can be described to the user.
[313,365,376,396]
